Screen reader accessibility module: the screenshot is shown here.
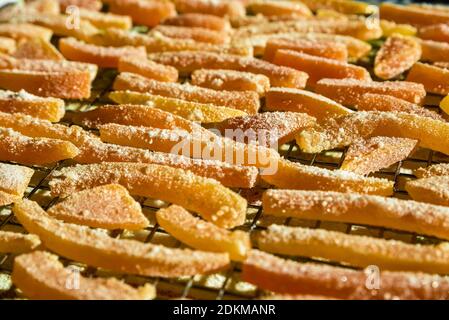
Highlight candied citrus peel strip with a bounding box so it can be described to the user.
[98,123,280,171]
[315,78,426,105]
[262,189,449,240]
[379,2,449,26]
[380,20,417,37]
[148,51,309,88]
[259,224,449,274]
[297,111,449,155]
[108,91,247,123]
[341,136,418,175]
[235,32,371,60]
[406,62,449,96]
[260,158,393,196]
[420,40,449,63]
[355,93,443,121]
[72,104,207,134]
[273,49,370,86]
[263,37,348,62]
[265,87,352,122]
[301,0,377,15]
[0,89,65,122]
[419,24,449,43]
[13,200,230,277]
[59,37,147,68]
[0,231,40,254]
[78,8,132,30]
[59,0,102,11]
[163,13,231,32]
[405,176,449,207]
[75,138,259,189]
[191,69,270,96]
[13,38,64,61]
[0,127,79,165]
[247,0,312,17]
[87,28,251,56]
[47,184,149,230]
[0,162,33,205]
[107,0,175,27]
[0,23,52,41]
[117,56,178,82]
[156,205,251,261]
[49,162,247,228]
[150,25,230,45]
[242,249,449,299]
[415,163,449,178]
[374,34,421,80]
[215,111,316,147]
[233,18,382,41]
[12,251,156,300]
[172,0,245,18]
[113,72,261,114]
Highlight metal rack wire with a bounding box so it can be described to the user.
[0,55,448,300]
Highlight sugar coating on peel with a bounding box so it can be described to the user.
[406,176,449,207]
[59,37,147,69]
[87,28,251,56]
[75,138,259,189]
[47,184,149,230]
[258,224,449,274]
[72,104,208,136]
[77,8,132,30]
[260,158,393,196]
[415,163,449,178]
[163,13,231,32]
[156,205,251,261]
[49,162,247,228]
[262,189,449,240]
[98,123,280,170]
[113,72,261,114]
[13,200,230,277]
[0,231,41,254]
[272,49,371,86]
[0,89,65,122]
[233,18,382,41]
[13,38,64,61]
[0,127,79,165]
[0,162,34,196]
[297,111,449,155]
[150,25,230,45]
[191,69,270,96]
[0,23,52,41]
[263,37,348,62]
[215,111,316,147]
[236,32,371,60]
[265,87,352,122]
[242,249,449,299]
[374,34,421,80]
[0,111,98,148]
[341,136,418,175]
[118,56,178,82]
[108,91,247,123]
[355,93,444,121]
[315,78,426,105]
[148,51,309,88]
[12,251,155,300]
[172,0,245,18]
